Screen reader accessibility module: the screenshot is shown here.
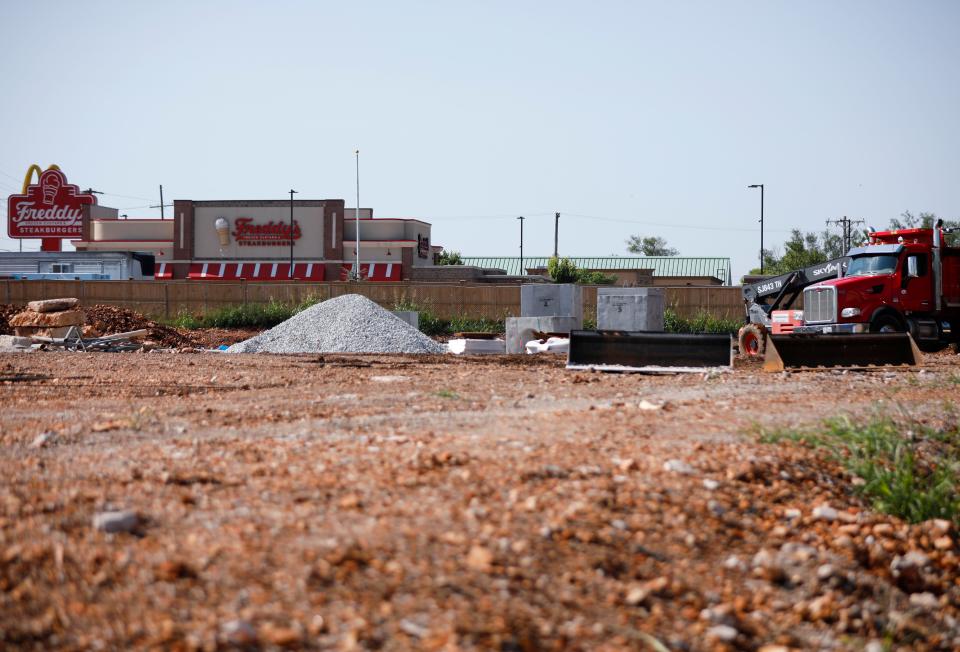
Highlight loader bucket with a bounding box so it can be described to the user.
[763,333,922,372]
[567,330,733,372]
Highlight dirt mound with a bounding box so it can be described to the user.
[83,305,197,348]
[0,304,24,335]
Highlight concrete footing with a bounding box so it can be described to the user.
[505,316,583,354]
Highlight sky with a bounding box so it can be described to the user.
[1,0,958,280]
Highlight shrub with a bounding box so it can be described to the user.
[547,256,615,285]
[436,250,464,265]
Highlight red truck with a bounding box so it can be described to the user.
[792,221,959,352]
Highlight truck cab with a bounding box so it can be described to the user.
[795,227,959,351]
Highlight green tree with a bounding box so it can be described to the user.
[748,229,859,276]
[626,235,678,256]
[435,249,463,265]
[547,256,615,284]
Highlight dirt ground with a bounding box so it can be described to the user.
[2,346,960,651]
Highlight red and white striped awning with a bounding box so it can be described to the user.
[155,263,173,280]
[339,262,402,282]
[187,262,326,281]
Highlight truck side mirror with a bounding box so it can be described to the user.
[906,256,919,278]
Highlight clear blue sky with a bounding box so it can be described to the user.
[2,0,958,280]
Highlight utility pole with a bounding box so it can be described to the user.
[517,216,525,276]
[554,212,559,258]
[150,185,172,219]
[826,215,865,254]
[288,189,298,278]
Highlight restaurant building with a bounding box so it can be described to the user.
[73,198,440,282]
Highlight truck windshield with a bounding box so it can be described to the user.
[846,255,898,276]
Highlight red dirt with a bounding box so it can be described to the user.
[1,350,959,650]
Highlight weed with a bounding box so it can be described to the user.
[392,299,504,336]
[762,413,960,525]
[435,389,460,399]
[164,295,322,330]
[663,308,741,334]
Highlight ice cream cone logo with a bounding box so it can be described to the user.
[41,172,62,204]
[215,217,230,246]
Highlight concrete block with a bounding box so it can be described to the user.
[597,288,665,331]
[9,309,85,327]
[505,316,583,354]
[391,311,419,330]
[520,284,582,321]
[27,298,80,313]
[0,335,32,351]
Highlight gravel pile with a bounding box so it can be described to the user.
[226,294,445,354]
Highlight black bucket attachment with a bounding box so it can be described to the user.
[763,333,922,371]
[567,330,733,372]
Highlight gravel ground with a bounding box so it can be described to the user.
[1,349,959,650]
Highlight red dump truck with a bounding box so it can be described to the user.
[791,222,959,352]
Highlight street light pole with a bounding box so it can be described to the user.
[517,216,525,276]
[288,189,297,279]
[354,149,361,282]
[748,184,765,274]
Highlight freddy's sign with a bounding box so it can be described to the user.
[230,217,302,246]
[7,168,96,239]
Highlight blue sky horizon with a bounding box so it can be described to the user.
[2,1,958,280]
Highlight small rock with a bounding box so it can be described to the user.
[864,641,884,652]
[663,459,694,475]
[92,510,139,534]
[933,536,953,550]
[908,592,939,610]
[812,504,839,522]
[723,555,746,571]
[929,519,952,535]
[625,585,650,606]
[702,478,719,491]
[29,432,54,449]
[259,623,302,647]
[816,564,836,581]
[783,508,802,520]
[891,551,930,593]
[758,646,790,652]
[221,620,257,646]
[617,458,638,472]
[399,619,429,638]
[466,545,494,572]
[705,624,738,642]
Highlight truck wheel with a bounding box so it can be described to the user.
[870,313,904,333]
[738,324,766,356]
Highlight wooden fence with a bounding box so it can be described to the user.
[1,280,746,322]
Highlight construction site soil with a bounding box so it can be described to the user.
[2,346,960,651]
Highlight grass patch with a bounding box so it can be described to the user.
[392,299,504,336]
[435,389,460,399]
[167,296,323,330]
[664,308,742,334]
[762,413,960,525]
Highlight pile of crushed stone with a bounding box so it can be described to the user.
[226,294,445,354]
